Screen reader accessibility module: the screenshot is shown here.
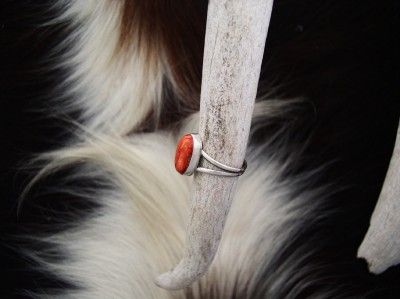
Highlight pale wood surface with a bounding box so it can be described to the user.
[358,120,400,273]
[156,0,274,290]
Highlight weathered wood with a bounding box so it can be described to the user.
[155,0,274,290]
[358,120,400,273]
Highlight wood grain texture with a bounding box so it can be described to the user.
[156,0,274,290]
[358,119,400,273]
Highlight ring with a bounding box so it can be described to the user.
[174,133,247,177]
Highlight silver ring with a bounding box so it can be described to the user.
[174,133,247,177]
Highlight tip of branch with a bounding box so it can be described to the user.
[154,259,204,290]
[154,272,182,290]
[357,243,388,274]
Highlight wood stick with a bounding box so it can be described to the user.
[358,119,400,273]
[155,0,274,290]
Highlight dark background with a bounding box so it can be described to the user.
[1,0,399,298]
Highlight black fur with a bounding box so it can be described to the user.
[1,0,399,297]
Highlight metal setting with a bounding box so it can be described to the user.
[180,133,247,177]
[183,134,202,175]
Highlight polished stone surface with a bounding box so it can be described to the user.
[175,134,193,174]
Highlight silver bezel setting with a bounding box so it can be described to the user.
[179,133,247,177]
[183,134,202,176]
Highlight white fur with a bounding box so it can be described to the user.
[26,107,328,298]
[24,2,336,298]
[53,0,169,134]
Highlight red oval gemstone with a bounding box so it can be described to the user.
[175,134,194,174]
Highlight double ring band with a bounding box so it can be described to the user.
[174,133,247,177]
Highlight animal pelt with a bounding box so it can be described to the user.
[0,0,399,298]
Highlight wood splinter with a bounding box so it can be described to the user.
[358,120,400,274]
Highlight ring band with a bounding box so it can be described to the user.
[174,133,247,177]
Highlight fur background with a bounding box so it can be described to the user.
[1,0,399,298]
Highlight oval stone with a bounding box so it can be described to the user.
[175,134,194,174]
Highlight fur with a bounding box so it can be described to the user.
[19,1,335,295]
[53,0,166,134]
[1,0,399,298]
[24,104,334,298]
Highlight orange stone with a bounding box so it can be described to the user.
[175,134,194,174]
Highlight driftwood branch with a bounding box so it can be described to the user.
[155,0,274,290]
[358,119,400,273]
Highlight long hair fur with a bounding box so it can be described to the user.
[1,0,399,298]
